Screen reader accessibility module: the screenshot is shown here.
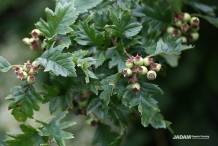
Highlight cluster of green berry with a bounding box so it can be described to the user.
[166,12,200,43]
[73,91,99,126]
[13,60,40,84]
[123,54,161,94]
[22,29,45,51]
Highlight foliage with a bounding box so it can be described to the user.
[1,0,218,145]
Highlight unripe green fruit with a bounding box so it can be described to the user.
[78,100,88,108]
[133,55,143,66]
[153,64,162,72]
[191,32,199,41]
[32,61,37,67]
[175,20,182,27]
[191,26,200,32]
[123,68,132,77]
[126,62,133,68]
[139,66,148,75]
[147,70,157,80]
[22,38,31,45]
[143,57,151,66]
[166,26,175,35]
[131,83,140,91]
[27,75,36,84]
[190,17,200,26]
[182,13,191,22]
[181,36,187,44]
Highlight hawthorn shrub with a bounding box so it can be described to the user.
[0,0,217,145]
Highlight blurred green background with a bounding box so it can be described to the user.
[0,0,218,146]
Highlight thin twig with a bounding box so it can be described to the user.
[124,50,132,58]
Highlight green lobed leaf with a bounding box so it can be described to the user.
[109,50,126,72]
[87,98,102,115]
[149,113,166,129]
[195,14,218,28]
[150,36,194,56]
[92,123,119,146]
[72,50,98,83]
[5,124,48,146]
[35,1,77,39]
[92,11,109,29]
[55,35,71,48]
[122,81,164,127]
[99,73,121,112]
[109,135,124,146]
[36,44,76,77]
[35,111,76,146]
[185,1,217,16]
[104,6,142,37]
[132,3,173,31]
[0,56,11,72]
[74,0,102,14]
[142,27,161,54]
[7,83,43,122]
[75,22,104,46]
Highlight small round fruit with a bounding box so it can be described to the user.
[182,13,191,22]
[172,29,181,37]
[78,100,88,108]
[191,26,200,32]
[139,66,148,75]
[126,62,133,68]
[181,36,187,44]
[131,83,140,93]
[175,20,182,27]
[143,57,152,66]
[153,64,162,72]
[22,38,31,45]
[166,26,175,35]
[147,70,157,80]
[27,75,36,84]
[191,32,199,41]
[133,55,143,66]
[123,68,132,77]
[190,17,200,26]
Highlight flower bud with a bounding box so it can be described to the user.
[147,70,157,80]
[22,38,31,45]
[123,68,132,77]
[131,83,140,94]
[133,54,143,66]
[27,75,36,84]
[139,66,148,75]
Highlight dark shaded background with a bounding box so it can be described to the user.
[0,0,218,146]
